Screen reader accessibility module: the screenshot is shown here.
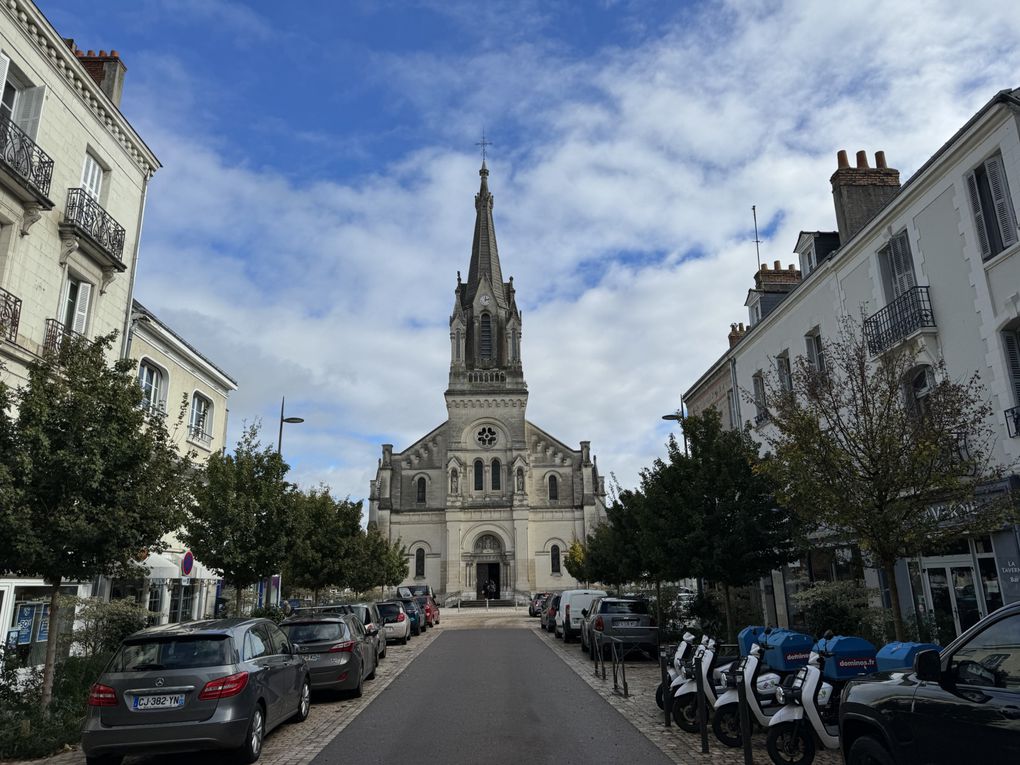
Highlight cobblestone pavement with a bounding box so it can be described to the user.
[533,620,841,765]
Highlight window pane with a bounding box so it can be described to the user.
[282,622,345,643]
[474,460,483,490]
[491,460,501,490]
[113,637,230,670]
[549,475,558,500]
[950,614,1020,690]
[480,313,492,359]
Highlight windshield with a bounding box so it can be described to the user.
[402,601,419,613]
[378,603,402,616]
[282,622,347,643]
[603,600,649,614]
[350,606,370,623]
[111,636,232,671]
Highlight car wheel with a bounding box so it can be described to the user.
[766,721,815,765]
[236,703,265,763]
[86,756,123,765]
[672,693,700,733]
[847,736,895,765]
[380,642,387,659]
[400,634,407,645]
[290,679,310,723]
[711,704,741,748]
[655,682,664,710]
[352,670,364,698]
[367,652,377,680]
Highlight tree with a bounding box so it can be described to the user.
[284,488,363,603]
[349,525,407,595]
[759,317,1008,640]
[183,424,293,615]
[0,334,191,708]
[562,539,590,584]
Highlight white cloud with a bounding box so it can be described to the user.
[127,0,1020,500]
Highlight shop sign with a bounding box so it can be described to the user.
[36,605,50,642]
[15,604,35,645]
[993,530,1020,604]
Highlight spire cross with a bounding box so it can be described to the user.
[475,131,493,162]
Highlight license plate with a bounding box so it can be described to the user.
[304,654,320,662]
[616,620,639,627]
[132,694,185,710]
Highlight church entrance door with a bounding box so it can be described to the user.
[477,563,500,599]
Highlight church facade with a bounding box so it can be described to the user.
[368,162,607,601]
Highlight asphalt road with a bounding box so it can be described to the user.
[310,628,673,765]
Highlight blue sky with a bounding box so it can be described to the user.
[38,0,1020,503]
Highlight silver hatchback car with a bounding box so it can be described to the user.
[81,618,310,765]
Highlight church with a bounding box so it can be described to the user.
[368,161,607,601]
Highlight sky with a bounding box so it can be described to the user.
[39,0,1020,505]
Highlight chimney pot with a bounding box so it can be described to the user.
[111,50,119,58]
[837,149,849,169]
[875,150,887,169]
[789,264,796,271]
[75,49,83,57]
[773,259,781,270]
[86,50,95,56]
[761,262,769,271]
[739,322,745,331]
[99,50,107,57]
[855,150,869,169]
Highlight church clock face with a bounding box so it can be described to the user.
[480,294,491,306]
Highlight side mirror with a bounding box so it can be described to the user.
[367,626,379,636]
[581,609,588,618]
[914,649,942,683]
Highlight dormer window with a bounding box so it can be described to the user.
[480,313,493,359]
[749,300,762,326]
[799,244,817,276]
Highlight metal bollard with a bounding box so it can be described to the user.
[694,654,709,753]
[660,649,672,728]
[736,669,754,765]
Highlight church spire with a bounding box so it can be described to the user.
[465,161,506,308]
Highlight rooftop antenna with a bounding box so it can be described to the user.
[752,205,763,271]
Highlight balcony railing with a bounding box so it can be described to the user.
[1,286,21,342]
[189,425,213,445]
[864,286,936,355]
[64,188,126,261]
[0,114,54,198]
[1007,406,1020,439]
[43,317,82,355]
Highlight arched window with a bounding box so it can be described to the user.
[548,474,558,501]
[905,365,935,417]
[480,313,492,359]
[474,459,484,491]
[491,459,501,490]
[416,476,426,503]
[138,361,165,414]
[455,329,462,361]
[415,548,425,578]
[551,544,561,574]
[189,393,212,445]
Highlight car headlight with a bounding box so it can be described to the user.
[775,686,786,704]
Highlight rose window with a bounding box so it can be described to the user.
[476,426,497,447]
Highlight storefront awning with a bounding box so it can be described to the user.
[140,552,179,580]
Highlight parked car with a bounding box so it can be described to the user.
[541,594,561,632]
[579,596,603,652]
[414,595,437,628]
[280,613,377,697]
[586,597,657,659]
[529,592,551,617]
[555,589,607,642]
[377,600,411,645]
[839,600,1020,764]
[400,598,424,636]
[81,618,310,765]
[350,602,387,660]
[408,583,437,600]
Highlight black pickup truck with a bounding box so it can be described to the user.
[838,601,1020,764]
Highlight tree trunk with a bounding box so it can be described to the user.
[313,587,319,606]
[234,584,243,617]
[883,558,906,641]
[39,581,61,710]
[655,579,662,630]
[722,583,734,645]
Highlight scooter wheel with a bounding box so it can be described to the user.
[712,704,742,748]
[655,683,664,710]
[766,721,816,764]
[671,693,699,733]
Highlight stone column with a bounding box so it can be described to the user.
[445,512,464,596]
[513,509,530,595]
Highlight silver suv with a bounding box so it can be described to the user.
[585,597,658,659]
[81,618,310,765]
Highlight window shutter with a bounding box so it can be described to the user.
[13,84,44,140]
[805,335,818,369]
[0,55,10,107]
[1005,331,1020,406]
[966,171,992,258]
[71,281,91,334]
[81,153,102,199]
[890,232,916,297]
[985,155,1018,249]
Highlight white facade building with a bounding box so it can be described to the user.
[685,87,1020,641]
[0,1,160,656]
[369,163,607,601]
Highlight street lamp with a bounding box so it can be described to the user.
[661,407,689,456]
[278,396,304,454]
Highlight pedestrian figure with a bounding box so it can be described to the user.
[486,579,496,600]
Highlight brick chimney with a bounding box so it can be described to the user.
[728,322,747,348]
[830,149,900,242]
[754,259,802,291]
[72,47,127,107]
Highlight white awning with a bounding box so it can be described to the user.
[140,552,179,580]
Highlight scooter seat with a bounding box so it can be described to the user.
[714,655,739,668]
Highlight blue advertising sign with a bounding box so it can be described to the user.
[36,605,50,642]
[15,604,36,645]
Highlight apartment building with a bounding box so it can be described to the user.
[684,87,1020,642]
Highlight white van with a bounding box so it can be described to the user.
[555,588,607,642]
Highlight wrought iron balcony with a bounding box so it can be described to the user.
[864,286,936,355]
[188,424,213,445]
[43,317,82,355]
[1007,405,1020,439]
[63,188,126,262]
[1,286,21,342]
[0,114,54,200]
[754,409,770,426]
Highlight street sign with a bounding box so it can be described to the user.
[181,550,194,577]
[181,577,191,587]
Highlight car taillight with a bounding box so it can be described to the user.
[397,612,406,622]
[594,617,604,631]
[88,683,117,707]
[329,641,355,653]
[199,671,249,700]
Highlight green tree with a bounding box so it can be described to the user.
[349,525,407,595]
[183,424,293,616]
[759,317,1007,640]
[284,488,363,602]
[562,539,590,584]
[0,334,191,708]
